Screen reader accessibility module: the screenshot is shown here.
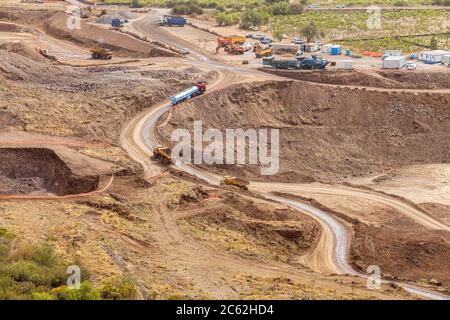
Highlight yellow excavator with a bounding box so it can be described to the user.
[220,176,249,191]
[152,145,173,165]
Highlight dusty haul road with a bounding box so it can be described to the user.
[120,13,450,300]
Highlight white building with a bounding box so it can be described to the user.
[382,55,406,69]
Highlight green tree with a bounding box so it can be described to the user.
[130,0,143,9]
[299,21,320,42]
[430,36,438,49]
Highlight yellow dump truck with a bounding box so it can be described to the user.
[152,145,173,165]
[255,47,273,58]
[220,176,250,191]
[90,47,112,60]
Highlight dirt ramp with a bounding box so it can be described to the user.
[0,148,99,196]
[44,12,176,58]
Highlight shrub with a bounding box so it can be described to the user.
[52,282,101,300]
[100,276,139,300]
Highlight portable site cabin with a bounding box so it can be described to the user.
[304,43,319,52]
[419,50,450,64]
[331,45,342,55]
[382,55,405,69]
[322,44,333,54]
[441,54,450,66]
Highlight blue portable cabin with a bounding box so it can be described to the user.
[170,86,199,105]
[331,45,342,55]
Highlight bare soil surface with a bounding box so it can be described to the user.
[259,68,450,90]
[158,80,449,183]
[0,44,212,142]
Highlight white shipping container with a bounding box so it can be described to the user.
[322,44,333,54]
[339,60,353,69]
[382,56,405,69]
[441,54,450,65]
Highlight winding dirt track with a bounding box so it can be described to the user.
[121,13,450,300]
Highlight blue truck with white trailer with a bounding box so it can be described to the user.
[159,15,186,27]
[170,82,206,105]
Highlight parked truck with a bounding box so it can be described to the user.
[170,82,207,105]
[159,15,186,27]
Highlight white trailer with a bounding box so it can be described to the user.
[419,50,450,64]
[382,55,405,69]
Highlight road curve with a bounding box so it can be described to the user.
[122,14,450,300]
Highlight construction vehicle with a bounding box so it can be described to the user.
[90,47,112,60]
[111,18,124,30]
[216,38,246,55]
[170,81,207,105]
[159,15,186,27]
[223,36,246,46]
[35,47,57,61]
[298,55,329,69]
[263,55,329,70]
[255,47,273,58]
[221,176,250,191]
[152,145,173,165]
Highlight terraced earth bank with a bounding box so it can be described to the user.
[158,80,449,182]
[0,148,99,195]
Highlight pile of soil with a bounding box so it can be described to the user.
[259,69,450,90]
[159,80,449,182]
[0,148,99,196]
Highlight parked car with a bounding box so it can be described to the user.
[180,48,190,55]
[308,4,318,9]
[260,37,273,44]
[245,34,254,38]
[253,34,265,40]
[336,4,346,8]
[292,37,305,45]
[249,26,260,31]
[406,61,416,70]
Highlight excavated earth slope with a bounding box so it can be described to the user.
[0,148,98,195]
[159,80,449,182]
